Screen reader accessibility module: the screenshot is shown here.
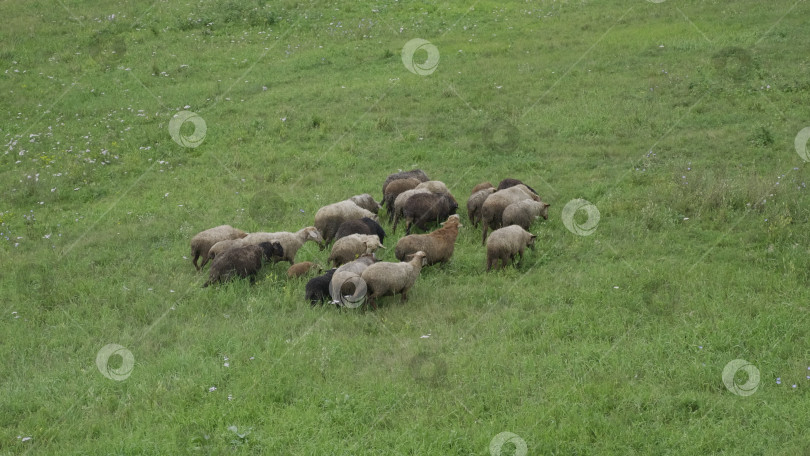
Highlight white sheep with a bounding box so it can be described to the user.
[502,199,550,231]
[315,200,377,245]
[360,251,428,309]
[485,225,536,271]
[327,234,384,267]
[190,225,248,271]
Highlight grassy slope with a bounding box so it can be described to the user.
[2,0,810,454]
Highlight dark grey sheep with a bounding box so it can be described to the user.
[382,177,421,221]
[401,192,458,234]
[334,217,387,244]
[203,241,283,287]
[382,169,430,197]
[305,268,337,306]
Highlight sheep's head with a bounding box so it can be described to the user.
[441,214,462,228]
[259,241,284,261]
[539,202,550,220]
[527,234,537,250]
[411,251,428,266]
[362,235,384,253]
[307,227,325,244]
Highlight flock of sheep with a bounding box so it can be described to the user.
[189,170,550,309]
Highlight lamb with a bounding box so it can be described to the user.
[497,178,538,195]
[470,181,494,195]
[203,241,283,287]
[466,187,496,228]
[286,261,322,279]
[327,234,384,267]
[360,251,428,309]
[382,169,430,196]
[382,177,421,221]
[329,255,378,307]
[401,192,458,234]
[240,226,324,265]
[502,199,551,231]
[349,194,382,214]
[334,217,386,244]
[485,225,536,271]
[305,268,337,306]
[480,184,542,245]
[314,200,377,246]
[395,214,462,265]
[391,188,430,232]
[190,225,248,271]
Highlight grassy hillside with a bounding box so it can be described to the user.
[2,0,810,454]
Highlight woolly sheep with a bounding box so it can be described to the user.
[327,234,384,267]
[203,241,283,287]
[470,181,494,195]
[502,199,550,231]
[286,261,322,279]
[329,254,379,305]
[360,251,428,309]
[349,194,382,214]
[497,178,538,196]
[315,200,377,246]
[382,169,430,196]
[415,180,454,199]
[401,192,458,235]
[334,217,386,244]
[485,225,536,271]
[382,177,421,221]
[395,214,462,265]
[480,184,541,245]
[466,187,496,228]
[241,226,323,265]
[305,268,337,306]
[391,188,430,232]
[207,239,243,263]
[190,225,248,271]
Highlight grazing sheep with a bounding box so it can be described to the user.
[305,268,337,306]
[286,261,322,279]
[382,177,421,221]
[334,217,386,244]
[207,239,243,263]
[349,194,382,214]
[334,254,378,274]
[486,225,536,271]
[315,200,377,246]
[190,225,248,271]
[466,187,496,228]
[327,234,384,267]
[391,188,431,232]
[497,178,538,195]
[395,214,462,265]
[401,192,458,235]
[470,181,494,195]
[382,169,430,196]
[241,226,324,265]
[360,251,428,309]
[502,199,551,231]
[480,184,542,245]
[203,241,283,287]
[415,180,454,199]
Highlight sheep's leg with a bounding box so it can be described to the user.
[481,224,488,246]
[199,255,210,270]
[401,290,408,302]
[405,220,412,235]
[192,251,200,271]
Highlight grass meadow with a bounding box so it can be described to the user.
[2,0,810,454]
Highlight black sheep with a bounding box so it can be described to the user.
[334,217,387,244]
[305,268,337,306]
[401,192,458,234]
[203,241,283,287]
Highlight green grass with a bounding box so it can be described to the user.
[2,0,810,454]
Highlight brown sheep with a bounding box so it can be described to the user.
[190,225,248,271]
[502,199,550,231]
[391,188,431,233]
[401,192,458,235]
[466,187,496,228]
[382,178,421,222]
[480,185,541,245]
[360,251,428,310]
[286,261,323,279]
[203,241,283,287]
[382,169,430,196]
[485,225,536,271]
[470,181,494,195]
[395,214,462,265]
